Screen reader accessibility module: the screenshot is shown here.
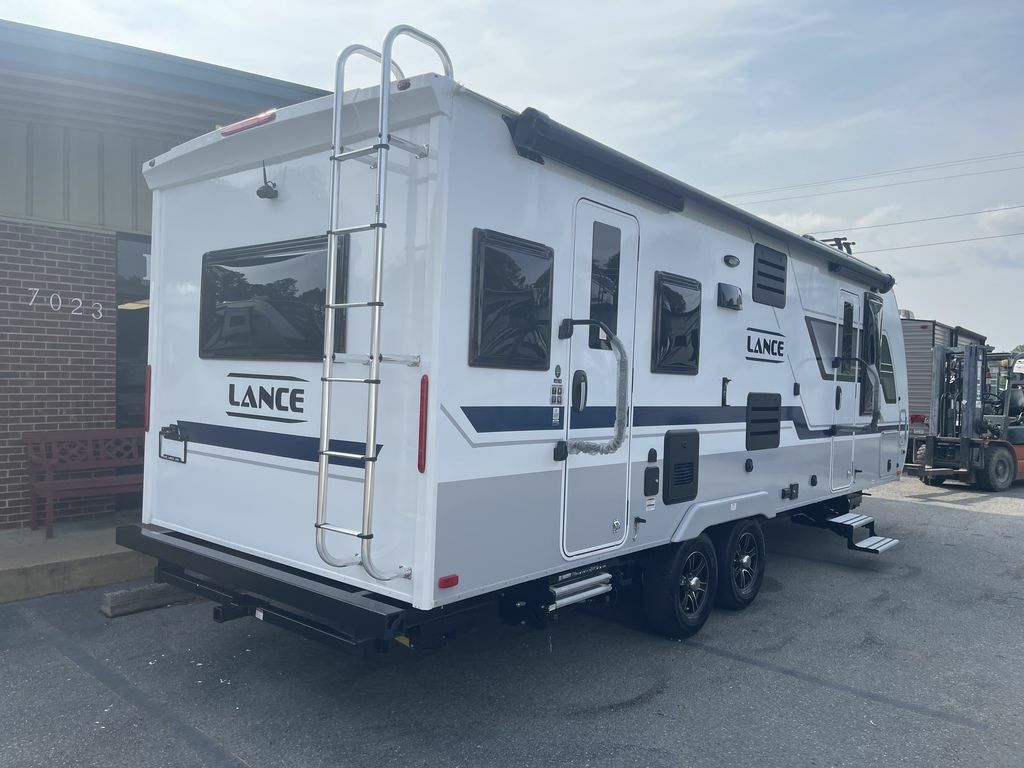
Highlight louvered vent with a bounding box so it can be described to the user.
[752,244,787,308]
[746,392,782,451]
[663,429,699,504]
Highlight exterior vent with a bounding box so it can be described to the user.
[746,392,782,450]
[663,429,699,504]
[752,244,787,308]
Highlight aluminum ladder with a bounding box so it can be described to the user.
[315,26,453,580]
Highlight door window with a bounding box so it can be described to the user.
[588,222,621,350]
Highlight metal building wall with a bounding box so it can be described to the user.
[0,118,168,235]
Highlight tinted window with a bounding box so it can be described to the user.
[199,236,345,360]
[860,294,883,414]
[651,271,701,375]
[879,335,897,404]
[589,222,621,350]
[469,228,553,370]
[806,316,857,382]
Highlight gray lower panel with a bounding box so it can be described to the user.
[434,437,897,606]
[435,470,563,604]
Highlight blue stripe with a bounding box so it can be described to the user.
[570,406,616,429]
[461,406,564,433]
[459,404,896,440]
[178,421,379,469]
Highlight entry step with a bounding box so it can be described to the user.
[827,513,873,529]
[851,535,899,554]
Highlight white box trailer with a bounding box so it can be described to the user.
[119,26,910,650]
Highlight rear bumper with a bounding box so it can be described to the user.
[116,525,412,653]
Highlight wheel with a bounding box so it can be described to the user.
[977,446,1015,492]
[915,445,946,486]
[713,519,766,610]
[643,534,717,638]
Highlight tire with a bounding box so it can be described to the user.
[643,535,717,639]
[977,446,1015,492]
[713,519,766,610]
[915,445,946,486]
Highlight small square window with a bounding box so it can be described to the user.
[469,228,554,370]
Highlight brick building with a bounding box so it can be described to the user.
[0,20,325,530]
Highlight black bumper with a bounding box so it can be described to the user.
[116,525,413,653]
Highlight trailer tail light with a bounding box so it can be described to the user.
[417,375,429,473]
[219,109,276,136]
[144,364,152,433]
[437,574,459,589]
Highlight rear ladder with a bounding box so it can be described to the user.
[314,26,453,580]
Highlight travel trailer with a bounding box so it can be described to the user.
[119,25,909,651]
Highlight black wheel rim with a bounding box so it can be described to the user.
[677,550,709,618]
[994,456,1010,485]
[731,532,759,595]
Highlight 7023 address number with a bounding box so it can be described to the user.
[26,288,105,320]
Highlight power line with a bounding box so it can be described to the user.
[738,165,1024,205]
[809,204,1024,234]
[856,231,1024,254]
[725,149,1024,198]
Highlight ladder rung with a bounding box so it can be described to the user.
[323,376,380,384]
[387,135,429,158]
[321,449,377,462]
[315,522,372,539]
[328,222,386,235]
[331,144,387,162]
[326,301,384,309]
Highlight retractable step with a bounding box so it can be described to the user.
[826,512,873,529]
[792,507,899,555]
[851,535,899,554]
[548,572,612,611]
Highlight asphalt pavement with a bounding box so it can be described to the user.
[2,478,1022,768]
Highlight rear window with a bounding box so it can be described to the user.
[199,236,346,360]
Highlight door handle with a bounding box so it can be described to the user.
[572,370,588,413]
[835,385,842,410]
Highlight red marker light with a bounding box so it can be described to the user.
[144,364,152,432]
[437,574,459,589]
[417,375,429,473]
[219,109,276,136]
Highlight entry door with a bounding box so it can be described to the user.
[561,201,639,557]
[831,290,859,490]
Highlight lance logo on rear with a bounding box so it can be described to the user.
[745,327,786,364]
[226,373,308,423]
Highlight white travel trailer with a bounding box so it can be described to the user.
[119,26,909,650]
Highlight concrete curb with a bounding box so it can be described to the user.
[101,582,195,617]
[0,550,155,604]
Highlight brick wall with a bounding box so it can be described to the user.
[0,217,118,529]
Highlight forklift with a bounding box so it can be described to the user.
[907,346,1024,491]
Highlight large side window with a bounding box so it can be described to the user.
[752,244,787,308]
[651,271,701,375]
[469,228,553,370]
[589,222,621,350]
[879,334,897,404]
[199,236,346,361]
[860,293,883,414]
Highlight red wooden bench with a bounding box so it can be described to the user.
[23,428,145,538]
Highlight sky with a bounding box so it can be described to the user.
[5,0,1023,349]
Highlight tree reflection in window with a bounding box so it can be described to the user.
[651,271,701,375]
[469,229,553,370]
[199,236,346,360]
